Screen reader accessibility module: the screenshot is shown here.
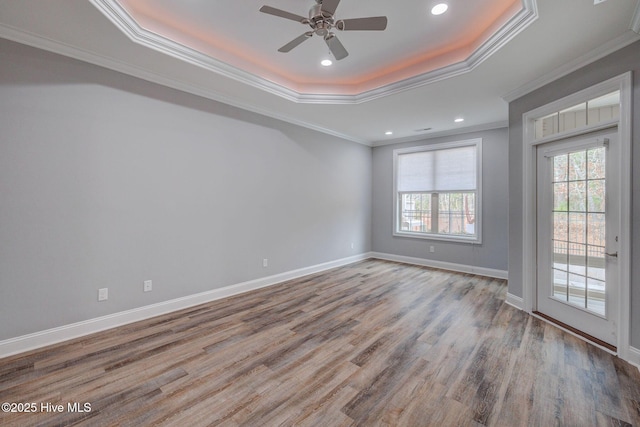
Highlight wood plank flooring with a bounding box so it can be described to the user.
[1,259,639,426]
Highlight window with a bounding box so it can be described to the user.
[393,139,482,242]
[533,91,620,140]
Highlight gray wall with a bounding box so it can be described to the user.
[0,39,372,341]
[372,128,509,272]
[508,40,640,347]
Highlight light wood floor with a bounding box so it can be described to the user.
[1,259,639,426]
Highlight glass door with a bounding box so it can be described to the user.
[536,131,618,347]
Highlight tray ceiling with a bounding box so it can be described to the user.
[93,0,532,102]
[0,0,639,144]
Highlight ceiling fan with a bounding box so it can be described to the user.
[259,0,388,61]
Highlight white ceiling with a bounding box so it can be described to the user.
[110,0,524,96]
[0,0,639,146]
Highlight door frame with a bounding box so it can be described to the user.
[521,72,632,359]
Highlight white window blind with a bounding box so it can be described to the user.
[393,139,482,243]
[396,145,477,192]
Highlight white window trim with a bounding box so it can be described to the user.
[393,138,483,244]
[521,72,632,361]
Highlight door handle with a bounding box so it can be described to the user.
[605,252,618,258]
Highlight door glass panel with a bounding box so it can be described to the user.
[553,212,568,241]
[553,155,568,181]
[569,151,587,180]
[568,273,586,306]
[553,268,568,300]
[568,243,586,277]
[587,245,605,278]
[588,181,605,212]
[553,183,568,211]
[569,183,586,211]
[550,146,607,315]
[587,278,605,314]
[568,213,586,244]
[587,147,606,179]
[588,213,606,246]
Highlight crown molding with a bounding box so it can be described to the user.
[0,23,372,146]
[632,0,640,33]
[371,120,508,147]
[503,29,640,102]
[88,0,304,103]
[88,0,538,104]
[466,0,538,71]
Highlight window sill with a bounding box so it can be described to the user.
[393,230,482,245]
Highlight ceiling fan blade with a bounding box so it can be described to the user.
[260,5,307,23]
[336,16,388,31]
[325,34,348,60]
[320,0,341,16]
[278,32,312,53]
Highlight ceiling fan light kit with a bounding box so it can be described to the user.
[259,0,388,61]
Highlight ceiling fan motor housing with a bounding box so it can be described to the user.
[309,3,334,36]
[310,4,333,21]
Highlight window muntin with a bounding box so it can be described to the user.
[393,140,481,242]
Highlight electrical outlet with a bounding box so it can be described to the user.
[98,288,108,301]
[263,258,268,268]
[143,280,152,292]
[351,242,355,249]
[429,246,435,253]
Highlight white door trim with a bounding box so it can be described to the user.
[521,72,632,360]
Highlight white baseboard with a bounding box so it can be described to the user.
[0,253,370,359]
[4,253,634,372]
[505,293,524,310]
[370,252,508,280]
[628,346,640,371]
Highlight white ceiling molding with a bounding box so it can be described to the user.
[504,0,640,102]
[1,0,634,144]
[632,1,640,33]
[465,0,538,71]
[88,0,303,103]
[348,0,539,104]
[502,30,640,103]
[0,23,372,146]
[371,120,509,147]
[89,0,539,105]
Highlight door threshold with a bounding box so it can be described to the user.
[532,311,617,353]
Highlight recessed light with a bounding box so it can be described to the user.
[385,131,393,135]
[454,118,464,123]
[431,3,448,15]
[321,59,333,66]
